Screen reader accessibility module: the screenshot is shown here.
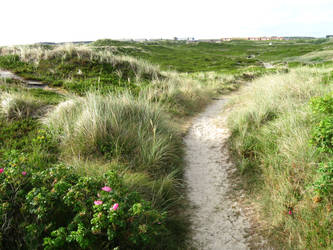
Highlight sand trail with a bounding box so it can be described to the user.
[184,98,252,250]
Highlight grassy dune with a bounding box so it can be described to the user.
[0,44,161,94]
[0,43,240,249]
[92,39,333,72]
[227,67,333,249]
[0,44,234,114]
[1,39,332,249]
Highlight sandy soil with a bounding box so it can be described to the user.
[0,69,61,92]
[184,98,253,250]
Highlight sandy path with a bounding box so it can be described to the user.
[0,69,62,93]
[184,98,251,250]
[0,69,46,87]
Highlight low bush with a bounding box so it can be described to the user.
[0,163,167,249]
[310,92,333,153]
[313,161,333,196]
[0,108,181,249]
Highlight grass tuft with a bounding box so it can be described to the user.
[43,92,182,176]
[0,91,45,119]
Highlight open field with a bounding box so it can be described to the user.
[91,39,333,72]
[0,39,332,249]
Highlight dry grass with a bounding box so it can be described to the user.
[227,66,333,249]
[0,44,161,80]
[43,92,182,175]
[0,91,45,119]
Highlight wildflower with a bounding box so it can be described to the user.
[112,203,119,211]
[0,168,4,174]
[22,171,27,176]
[101,186,112,192]
[94,200,103,205]
[288,210,292,215]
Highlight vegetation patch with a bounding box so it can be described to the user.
[1,39,332,249]
[0,95,184,249]
[0,45,161,95]
[91,39,333,72]
[44,92,182,175]
[0,91,46,120]
[310,92,333,153]
[227,67,333,249]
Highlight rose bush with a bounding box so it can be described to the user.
[0,163,167,249]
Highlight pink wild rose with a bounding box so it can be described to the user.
[112,203,119,211]
[22,171,27,176]
[288,210,292,215]
[0,168,4,174]
[94,200,103,205]
[101,186,112,192]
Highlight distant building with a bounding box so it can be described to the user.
[271,36,284,40]
[220,36,284,42]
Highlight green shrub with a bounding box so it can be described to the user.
[310,93,333,153]
[0,163,167,249]
[311,92,333,114]
[313,161,333,196]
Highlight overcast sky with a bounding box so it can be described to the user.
[1,0,332,45]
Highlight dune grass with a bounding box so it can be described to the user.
[1,40,331,248]
[41,90,190,248]
[0,44,162,94]
[43,92,182,175]
[227,67,333,249]
[0,91,46,119]
[1,44,240,116]
[0,89,188,249]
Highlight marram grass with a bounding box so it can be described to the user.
[0,91,45,119]
[228,66,333,249]
[43,91,182,176]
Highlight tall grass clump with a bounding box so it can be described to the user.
[0,91,45,119]
[43,92,182,176]
[0,44,161,81]
[141,71,232,116]
[227,67,333,249]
